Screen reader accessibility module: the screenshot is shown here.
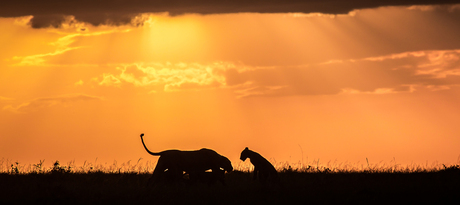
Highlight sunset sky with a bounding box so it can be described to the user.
[1,1,460,169]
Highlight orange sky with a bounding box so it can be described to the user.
[1,5,460,169]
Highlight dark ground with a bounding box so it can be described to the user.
[1,167,459,204]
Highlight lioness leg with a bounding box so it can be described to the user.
[147,157,179,186]
[188,169,226,185]
[146,165,165,187]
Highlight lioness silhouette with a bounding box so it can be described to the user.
[240,147,280,185]
[139,133,233,186]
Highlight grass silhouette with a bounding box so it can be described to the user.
[0,159,459,204]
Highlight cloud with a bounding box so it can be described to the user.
[1,1,458,28]
[91,50,460,97]
[0,96,14,102]
[226,49,460,97]
[74,80,84,86]
[5,7,460,69]
[12,47,82,66]
[3,94,103,113]
[91,49,460,97]
[97,62,233,92]
[10,28,130,66]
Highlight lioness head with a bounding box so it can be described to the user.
[220,156,233,172]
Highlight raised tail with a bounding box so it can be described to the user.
[139,133,162,156]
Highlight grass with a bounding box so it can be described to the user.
[1,159,459,204]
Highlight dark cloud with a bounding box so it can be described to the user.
[28,13,136,28]
[1,0,458,28]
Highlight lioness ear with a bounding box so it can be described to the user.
[244,147,249,150]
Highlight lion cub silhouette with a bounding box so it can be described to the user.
[240,147,280,185]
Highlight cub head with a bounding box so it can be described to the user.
[240,147,249,161]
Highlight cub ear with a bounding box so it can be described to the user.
[244,147,249,150]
